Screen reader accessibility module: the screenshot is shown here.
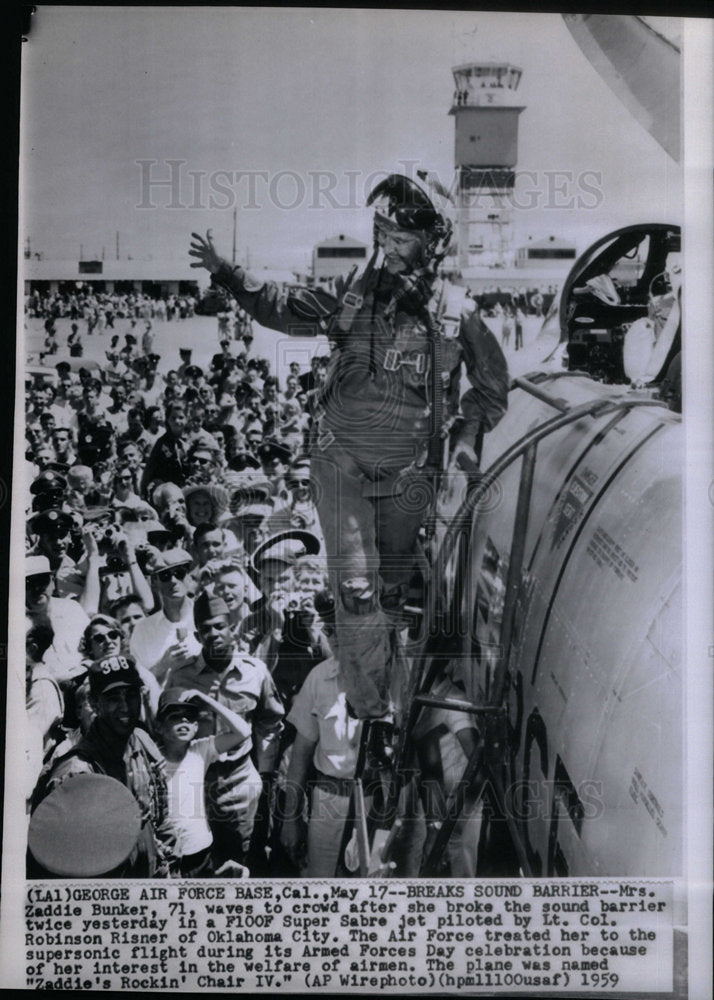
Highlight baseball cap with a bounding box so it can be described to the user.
[26,554,52,577]
[156,688,201,723]
[88,654,142,698]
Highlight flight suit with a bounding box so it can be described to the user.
[212,262,509,718]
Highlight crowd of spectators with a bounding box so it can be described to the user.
[23,321,356,878]
[26,286,199,326]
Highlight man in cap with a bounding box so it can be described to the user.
[31,654,178,878]
[28,507,102,613]
[165,592,284,869]
[185,363,206,389]
[153,686,251,877]
[250,533,331,718]
[190,172,509,721]
[238,529,321,653]
[76,404,115,468]
[129,548,201,685]
[29,468,68,501]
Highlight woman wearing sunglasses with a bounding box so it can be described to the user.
[72,614,162,735]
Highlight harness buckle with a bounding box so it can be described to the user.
[383,348,402,372]
[397,352,427,375]
[341,291,364,310]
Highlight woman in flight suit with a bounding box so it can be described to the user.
[189,173,509,723]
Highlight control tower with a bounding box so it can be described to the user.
[449,62,525,269]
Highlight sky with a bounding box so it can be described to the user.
[20,7,684,275]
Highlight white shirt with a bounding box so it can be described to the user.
[288,657,362,779]
[43,595,90,683]
[164,736,219,856]
[129,601,201,685]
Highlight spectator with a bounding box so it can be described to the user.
[280,655,366,877]
[143,405,165,448]
[166,592,283,869]
[201,558,258,635]
[141,400,190,496]
[74,612,161,733]
[25,554,89,686]
[266,456,322,540]
[110,464,144,510]
[51,427,77,468]
[185,442,222,486]
[192,521,238,568]
[154,687,251,877]
[31,654,178,878]
[130,549,201,685]
[27,507,102,613]
[26,616,64,790]
[111,593,147,641]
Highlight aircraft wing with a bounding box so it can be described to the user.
[563,14,680,162]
